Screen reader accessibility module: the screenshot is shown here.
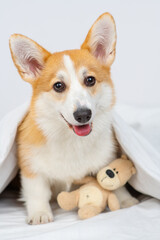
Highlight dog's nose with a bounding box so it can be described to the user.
[73,108,92,124]
[106,169,115,178]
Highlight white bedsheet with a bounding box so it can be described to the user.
[0,190,160,240]
[0,104,160,239]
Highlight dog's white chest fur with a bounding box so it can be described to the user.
[30,115,115,184]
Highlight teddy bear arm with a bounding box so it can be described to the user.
[57,190,79,211]
[107,193,120,211]
[73,176,95,185]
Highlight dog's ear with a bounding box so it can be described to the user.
[9,34,51,84]
[81,13,116,66]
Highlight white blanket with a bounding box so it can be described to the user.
[0,104,160,240]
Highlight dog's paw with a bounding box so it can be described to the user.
[27,211,54,225]
[121,197,139,209]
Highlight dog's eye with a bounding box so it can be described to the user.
[116,171,119,174]
[84,76,96,87]
[113,168,116,171]
[53,82,66,93]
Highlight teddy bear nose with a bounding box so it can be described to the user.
[106,169,115,178]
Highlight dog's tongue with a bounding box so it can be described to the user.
[73,124,91,136]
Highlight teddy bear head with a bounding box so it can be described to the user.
[97,155,136,190]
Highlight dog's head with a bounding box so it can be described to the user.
[9,13,116,137]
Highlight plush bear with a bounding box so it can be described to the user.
[57,155,136,220]
[97,154,136,190]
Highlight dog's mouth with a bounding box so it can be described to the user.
[61,114,92,136]
[73,124,92,136]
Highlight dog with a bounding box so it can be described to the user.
[9,13,138,224]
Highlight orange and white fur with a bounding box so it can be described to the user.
[9,13,138,224]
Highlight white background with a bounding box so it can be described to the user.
[0,0,160,120]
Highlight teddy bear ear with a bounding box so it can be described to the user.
[131,166,136,175]
[121,154,128,160]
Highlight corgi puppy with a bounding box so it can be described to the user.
[9,13,138,224]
